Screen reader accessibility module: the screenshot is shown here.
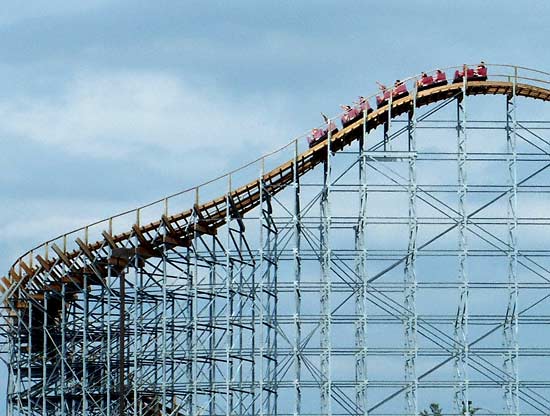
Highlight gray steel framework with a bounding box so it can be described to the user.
[2,64,550,416]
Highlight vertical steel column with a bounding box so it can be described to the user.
[7,316,14,416]
[138,266,145,415]
[503,68,519,416]
[192,194,200,416]
[98,264,105,414]
[259,167,278,416]
[119,271,126,416]
[209,235,217,416]
[320,125,332,415]
[404,86,418,416]
[250,212,257,416]
[225,175,234,416]
[271,228,278,416]
[19,266,25,416]
[132,254,140,416]
[355,111,368,416]
[106,246,113,416]
[41,292,47,416]
[454,69,470,416]
[17,276,24,415]
[258,168,265,416]
[161,233,168,415]
[184,231,193,415]
[237,230,245,416]
[60,274,66,416]
[82,273,89,415]
[292,141,302,416]
[384,90,393,151]
[27,291,33,416]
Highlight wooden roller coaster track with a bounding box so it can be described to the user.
[3,76,550,310]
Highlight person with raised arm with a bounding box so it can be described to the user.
[340,104,360,127]
[376,81,391,108]
[357,96,373,115]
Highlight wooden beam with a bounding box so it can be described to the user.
[162,235,181,246]
[36,255,52,272]
[227,196,246,232]
[102,231,117,248]
[108,257,129,269]
[15,301,28,309]
[135,246,161,259]
[43,282,62,292]
[19,260,34,278]
[193,204,205,220]
[111,247,132,260]
[51,244,71,267]
[132,224,150,247]
[194,222,217,236]
[75,238,96,262]
[161,215,178,235]
[62,274,84,286]
[9,269,21,283]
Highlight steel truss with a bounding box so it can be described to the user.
[5,69,550,416]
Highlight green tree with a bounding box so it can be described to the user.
[462,401,481,415]
[420,403,443,416]
[420,401,481,416]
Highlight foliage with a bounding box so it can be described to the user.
[420,403,443,416]
[420,401,481,416]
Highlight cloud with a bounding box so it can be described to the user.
[0,70,300,166]
[0,196,133,272]
[0,70,307,274]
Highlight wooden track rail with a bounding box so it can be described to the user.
[3,80,550,310]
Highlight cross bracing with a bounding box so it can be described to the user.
[2,64,550,415]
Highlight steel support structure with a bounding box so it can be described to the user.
[292,141,302,416]
[503,73,520,416]
[5,67,550,416]
[354,112,369,416]
[454,74,470,416]
[258,170,279,416]
[404,87,418,416]
[319,128,333,416]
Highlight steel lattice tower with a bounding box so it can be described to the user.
[2,64,550,416]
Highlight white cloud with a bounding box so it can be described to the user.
[0,70,300,164]
[0,71,305,272]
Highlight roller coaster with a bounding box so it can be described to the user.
[2,64,550,415]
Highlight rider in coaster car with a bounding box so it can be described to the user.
[434,69,447,84]
[357,96,373,114]
[340,104,360,127]
[376,81,391,107]
[322,112,338,135]
[308,113,338,147]
[393,79,408,97]
[476,61,487,79]
[417,72,434,90]
[307,128,324,147]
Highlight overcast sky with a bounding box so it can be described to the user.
[2,1,550,272]
[2,0,550,411]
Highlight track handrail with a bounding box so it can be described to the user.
[3,63,550,305]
